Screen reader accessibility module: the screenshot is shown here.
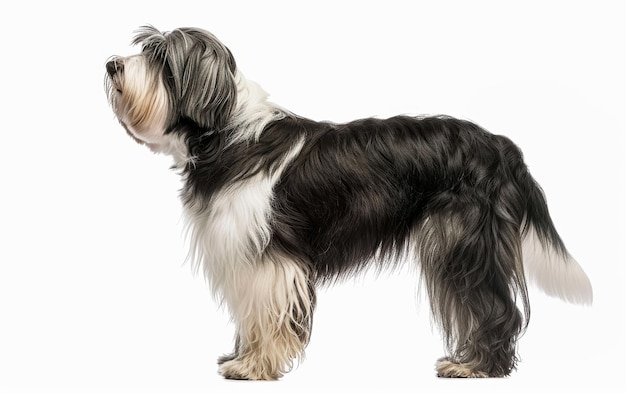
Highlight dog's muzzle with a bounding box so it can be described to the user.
[106,57,124,77]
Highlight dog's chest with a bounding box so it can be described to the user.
[184,173,276,285]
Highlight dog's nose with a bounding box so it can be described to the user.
[106,58,123,76]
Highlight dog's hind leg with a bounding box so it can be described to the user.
[419,197,528,377]
[218,252,315,380]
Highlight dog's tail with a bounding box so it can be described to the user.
[519,172,593,305]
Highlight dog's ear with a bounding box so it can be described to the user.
[166,28,238,132]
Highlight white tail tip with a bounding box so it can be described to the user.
[522,226,593,305]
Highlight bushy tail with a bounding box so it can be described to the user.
[520,177,593,305]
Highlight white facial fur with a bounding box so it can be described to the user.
[107,55,177,155]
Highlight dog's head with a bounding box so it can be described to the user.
[105,26,238,155]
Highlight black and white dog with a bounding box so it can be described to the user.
[105,26,592,380]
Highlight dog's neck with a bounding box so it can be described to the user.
[166,72,288,169]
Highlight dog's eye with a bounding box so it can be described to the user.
[116,88,123,94]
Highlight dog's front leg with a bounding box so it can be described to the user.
[218,253,315,380]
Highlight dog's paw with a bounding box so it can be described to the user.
[435,357,488,378]
[219,359,250,380]
[218,358,280,381]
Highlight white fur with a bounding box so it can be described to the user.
[184,136,305,301]
[226,72,289,143]
[185,171,275,299]
[163,133,192,168]
[522,225,593,305]
[218,252,313,380]
[117,56,170,145]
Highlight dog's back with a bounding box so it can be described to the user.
[270,114,590,302]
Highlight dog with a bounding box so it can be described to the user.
[105,26,592,380]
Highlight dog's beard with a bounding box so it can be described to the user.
[105,55,170,151]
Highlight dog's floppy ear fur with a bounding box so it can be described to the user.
[165,28,238,132]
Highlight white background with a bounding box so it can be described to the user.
[1,1,624,392]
